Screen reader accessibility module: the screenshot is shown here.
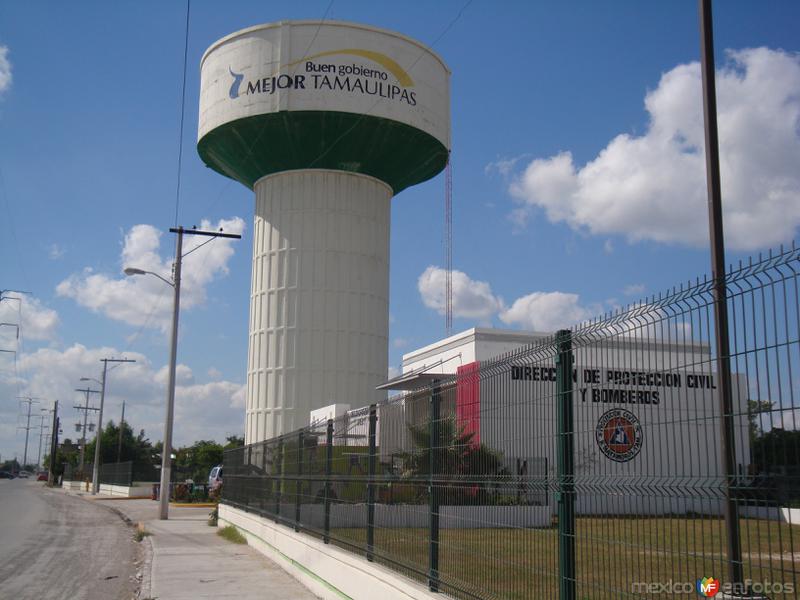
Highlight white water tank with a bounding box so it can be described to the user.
[198,20,451,442]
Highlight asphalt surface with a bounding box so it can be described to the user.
[0,479,138,600]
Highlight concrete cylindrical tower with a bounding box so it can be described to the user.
[198,21,450,442]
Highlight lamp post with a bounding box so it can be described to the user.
[74,384,100,473]
[125,244,183,521]
[125,226,240,519]
[117,400,126,463]
[83,357,136,495]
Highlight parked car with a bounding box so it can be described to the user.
[17,471,30,478]
[208,465,223,491]
[0,471,14,479]
[36,472,48,481]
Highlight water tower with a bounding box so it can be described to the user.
[198,21,450,442]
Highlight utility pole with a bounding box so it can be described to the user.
[126,226,241,519]
[36,411,51,469]
[117,401,125,463]
[47,401,59,486]
[91,357,136,494]
[17,397,40,469]
[74,387,100,473]
[160,228,184,518]
[166,226,240,519]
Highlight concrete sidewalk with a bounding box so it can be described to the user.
[66,491,319,600]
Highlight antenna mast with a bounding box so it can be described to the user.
[445,157,453,336]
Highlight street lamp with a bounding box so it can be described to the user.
[125,260,182,521]
[123,267,174,288]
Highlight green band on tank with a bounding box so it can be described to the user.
[197,111,448,194]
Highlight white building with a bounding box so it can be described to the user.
[378,327,751,515]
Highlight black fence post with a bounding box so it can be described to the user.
[556,329,575,600]
[274,438,282,523]
[366,404,377,562]
[698,0,743,586]
[261,441,268,513]
[295,430,304,532]
[429,382,441,593]
[324,419,333,544]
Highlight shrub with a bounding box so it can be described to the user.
[217,525,246,544]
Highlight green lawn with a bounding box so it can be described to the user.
[332,517,799,599]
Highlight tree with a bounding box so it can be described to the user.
[84,420,154,466]
[399,417,503,504]
[224,434,244,450]
[174,440,223,482]
[752,428,800,472]
[42,438,80,478]
[0,458,20,473]
[748,399,775,441]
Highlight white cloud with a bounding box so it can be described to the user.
[499,291,593,332]
[485,155,529,177]
[48,244,65,260]
[174,380,245,443]
[603,240,614,254]
[417,266,597,332]
[0,295,59,341]
[0,343,245,460]
[56,217,245,331]
[392,338,409,349]
[0,45,11,96]
[623,283,646,297]
[207,367,222,380]
[418,266,504,322]
[155,363,195,386]
[509,48,800,250]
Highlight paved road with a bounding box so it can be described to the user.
[0,479,138,600]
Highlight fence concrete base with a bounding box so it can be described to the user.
[219,503,440,600]
[62,480,89,492]
[97,483,154,498]
[741,506,800,523]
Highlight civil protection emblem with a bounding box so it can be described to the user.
[595,408,643,462]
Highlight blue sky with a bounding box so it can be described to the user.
[1,1,799,461]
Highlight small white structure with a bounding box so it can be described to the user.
[309,403,351,427]
[310,403,378,448]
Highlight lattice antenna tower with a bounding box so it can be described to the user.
[445,156,453,336]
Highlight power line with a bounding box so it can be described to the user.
[173,0,191,228]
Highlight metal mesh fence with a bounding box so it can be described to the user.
[63,463,91,482]
[98,461,160,485]
[224,244,800,599]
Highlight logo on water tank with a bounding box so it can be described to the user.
[229,67,245,99]
[595,408,643,462]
